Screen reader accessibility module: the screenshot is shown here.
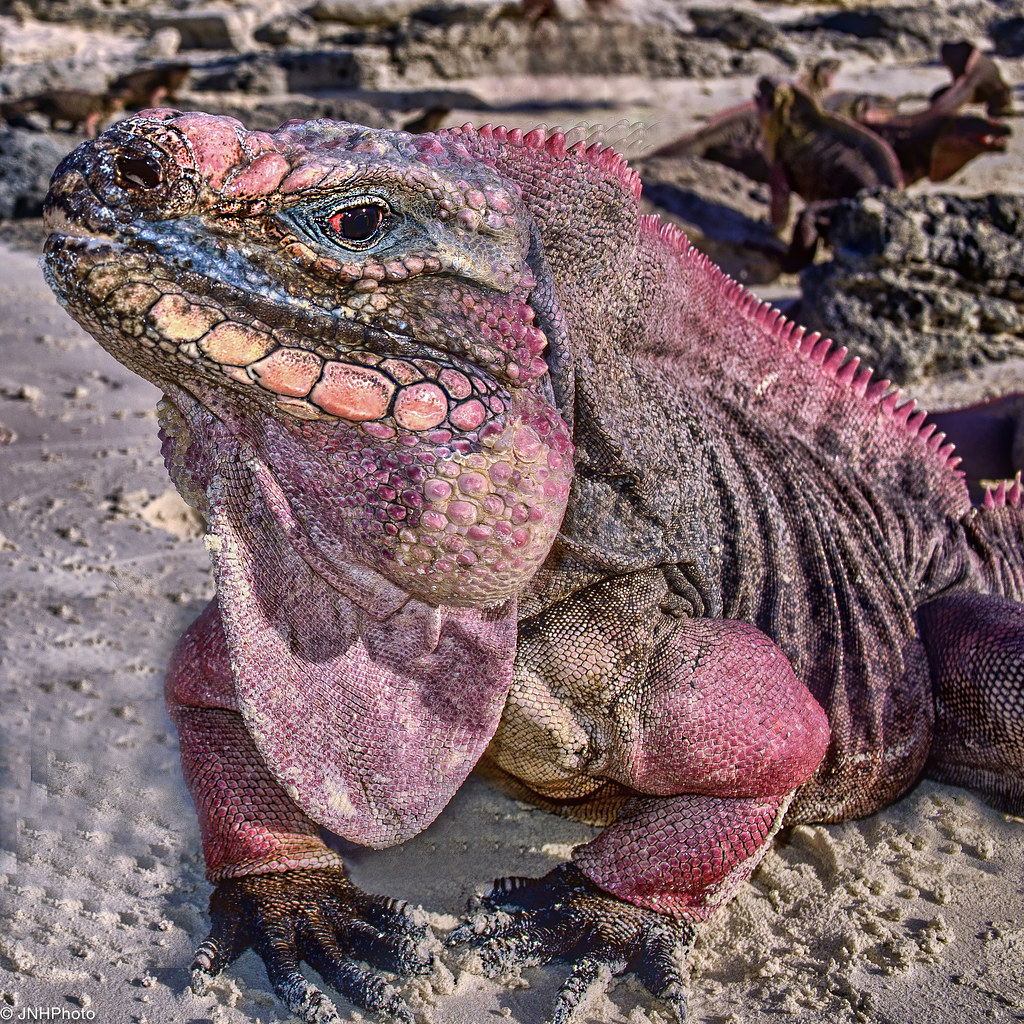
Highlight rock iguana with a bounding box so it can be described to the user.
[42,110,1024,1024]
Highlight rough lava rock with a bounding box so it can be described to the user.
[0,129,78,219]
[788,3,1003,60]
[991,15,1024,57]
[799,191,1024,383]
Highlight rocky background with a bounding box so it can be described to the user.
[1,1,1023,1023]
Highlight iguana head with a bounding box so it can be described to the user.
[929,114,1011,182]
[43,111,573,610]
[756,79,821,155]
[44,112,670,844]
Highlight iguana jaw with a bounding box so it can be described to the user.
[929,116,1010,182]
[43,232,517,434]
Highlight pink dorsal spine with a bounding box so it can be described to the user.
[446,121,967,498]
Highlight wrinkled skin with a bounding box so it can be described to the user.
[43,111,1024,1023]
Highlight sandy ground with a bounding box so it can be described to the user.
[2,53,1024,1024]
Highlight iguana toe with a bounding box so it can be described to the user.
[193,867,432,1024]
[450,864,693,1024]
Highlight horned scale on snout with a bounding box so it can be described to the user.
[43,109,1024,1024]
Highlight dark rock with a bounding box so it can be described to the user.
[189,56,289,96]
[0,128,76,219]
[687,7,779,51]
[400,104,451,132]
[388,16,788,80]
[787,5,994,60]
[799,191,1024,382]
[278,48,386,91]
[409,3,504,26]
[148,8,254,52]
[991,16,1024,57]
[254,13,320,48]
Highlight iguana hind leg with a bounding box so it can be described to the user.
[918,592,1024,815]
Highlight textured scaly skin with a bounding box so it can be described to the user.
[42,110,1024,1023]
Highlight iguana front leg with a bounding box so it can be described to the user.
[453,793,789,1023]
[456,570,829,1020]
[167,600,433,1023]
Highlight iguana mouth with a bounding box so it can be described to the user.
[979,132,1009,150]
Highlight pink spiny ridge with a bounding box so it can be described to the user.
[461,119,962,483]
[822,346,847,376]
[659,220,691,253]
[545,132,567,157]
[809,338,832,367]
[524,128,545,149]
[778,318,799,348]
[797,331,820,358]
[983,473,1024,509]
[835,356,860,385]
[454,123,642,200]
[906,409,928,433]
[891,398,917,427]
[864,379,891,403]
[851,366,874,398]
[642,215,967,476]
[880,390,901,416]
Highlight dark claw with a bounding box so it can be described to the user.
[191,867,434,1024]
[550,954,612,1024]
[449,863,694,1024]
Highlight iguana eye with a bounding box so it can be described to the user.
[327,202,389,247]
[114,154,163,190]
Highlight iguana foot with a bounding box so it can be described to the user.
[191,867,435,1024]
[449,864,693,1024]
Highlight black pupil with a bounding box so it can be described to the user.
[334,204,384,241]
[114,154,162,190]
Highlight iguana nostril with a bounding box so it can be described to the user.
[114,153,163,191]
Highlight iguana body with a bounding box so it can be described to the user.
[752,78,1010,265]
[109,62,192,110]
[756,78,904,227]
[648,60,841,183]
[869,110,1010,185]
[932,40,1013,118]
[842,45,1013,186]
[43,110,1024,1023]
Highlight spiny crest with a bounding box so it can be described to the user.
[639,213,692,255]
[638,216,965,475]
[983,472,1024,509]
[451,123,643,201]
